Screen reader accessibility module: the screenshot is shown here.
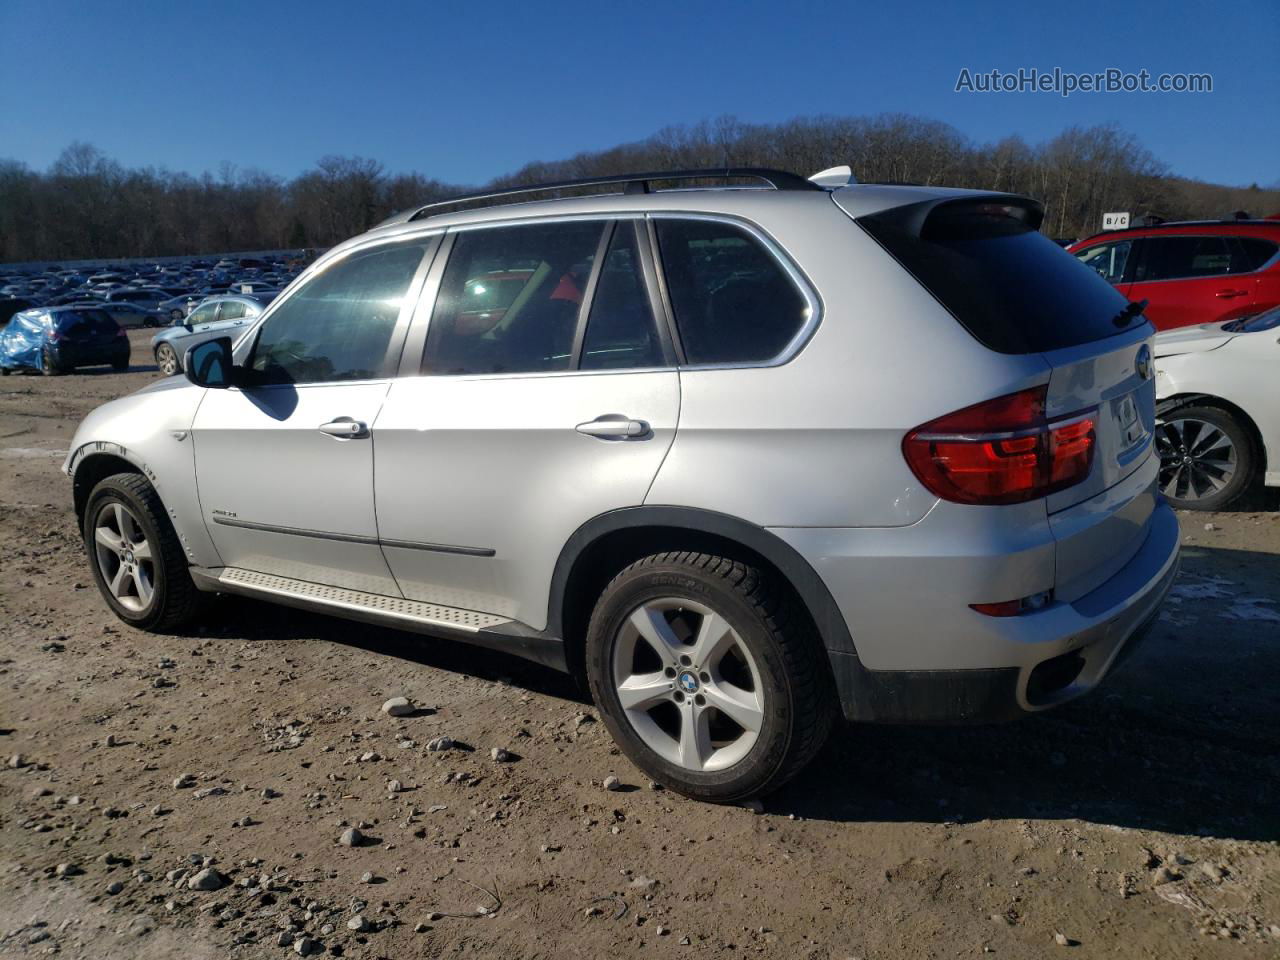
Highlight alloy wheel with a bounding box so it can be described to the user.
[156,343,179,376]
[611,598,764,772]
[93,502,155,613]
[1156,416,1237,502]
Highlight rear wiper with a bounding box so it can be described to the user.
[1111,298,1148,328]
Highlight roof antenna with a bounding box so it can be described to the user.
[808,165,855,188]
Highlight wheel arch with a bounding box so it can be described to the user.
[548,506,858,679]
[1157,392,1269,475]
[71,451,148,527]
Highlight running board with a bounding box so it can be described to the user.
[188,566,567,671]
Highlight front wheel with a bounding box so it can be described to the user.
[155,342,180,376]
[1156,404,1255,510]
[585,553,835,802]
[83,473,207,631]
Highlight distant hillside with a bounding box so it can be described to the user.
[2,114,1276,262]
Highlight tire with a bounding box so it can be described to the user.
[40,347,63,376]
[585,552,836,802]
[83,472,207,631]
[1156,404,1255,511]
[155,342,180,376]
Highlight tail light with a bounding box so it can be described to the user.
[903,385,1096,505]
[115,327,128,337]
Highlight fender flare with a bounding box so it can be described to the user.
[546,505,858,658]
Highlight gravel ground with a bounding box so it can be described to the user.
[2,329,1278,958]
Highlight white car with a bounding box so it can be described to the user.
[1154,307,1279,509]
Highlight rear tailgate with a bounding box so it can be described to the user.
[848,191,1160,603]
[1042,327,1158,601]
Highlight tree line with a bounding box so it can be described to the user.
[2,114,1276,263]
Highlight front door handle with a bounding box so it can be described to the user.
[576,415,651,440]
[319,418,369,438]
[1215,289,1248,299]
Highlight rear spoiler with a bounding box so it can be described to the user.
[859,194,1045,236]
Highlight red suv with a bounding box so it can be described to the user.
[1067,221,1280,331]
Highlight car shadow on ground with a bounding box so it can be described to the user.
[187,543,1279,842]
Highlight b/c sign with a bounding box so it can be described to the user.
[1102,212,1130,230]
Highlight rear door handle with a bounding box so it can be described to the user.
[1215,289,1248,299]
[576,416,651,440]
[319,418,368,438]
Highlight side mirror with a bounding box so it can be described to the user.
[185,337,236,388]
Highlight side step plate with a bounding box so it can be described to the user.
[211,567,507,633]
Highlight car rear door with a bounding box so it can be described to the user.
[1129,235,1249,330]
[373,219,680,628]
[190,237,436,595]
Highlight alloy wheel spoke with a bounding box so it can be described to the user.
[629,606,684,665]
[131,538,152,562]
[108,562,129,598]
[701,680,764,733]
[132,566,155,606]
[677,706,712,770]
[95,525,124,551]
[617,671,671,711]
[688,611,734,668]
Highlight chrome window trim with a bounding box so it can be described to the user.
[395,209,823,380]
[646,211,824,370]
[231,231,445,368]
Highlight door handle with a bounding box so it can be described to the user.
[318,418,368,438]
[576,416,651,440]
[1215,289,1247,299]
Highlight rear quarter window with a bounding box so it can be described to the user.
[654,219,809,365]
[858,203,1133,354]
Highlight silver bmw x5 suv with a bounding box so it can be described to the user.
[66,168,1179,801]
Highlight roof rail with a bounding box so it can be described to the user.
[405,168,820,222]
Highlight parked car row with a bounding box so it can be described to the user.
[0,253,306,328]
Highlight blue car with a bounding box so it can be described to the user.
[0,306,130,376]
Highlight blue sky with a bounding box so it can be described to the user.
[1,0,1275,187]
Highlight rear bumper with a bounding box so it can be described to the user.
[780,499,1180,724]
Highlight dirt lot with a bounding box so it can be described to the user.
[2,329,1278,959]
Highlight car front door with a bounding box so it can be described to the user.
[1129,235,1248,330]
[373,219,680,627]
[1074,238,1134,299]
[190,236,436,595]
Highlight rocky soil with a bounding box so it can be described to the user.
[1,331,1278,958]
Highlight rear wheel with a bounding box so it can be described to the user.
[40,347,63,376]
[155,342,180,376]
[585,552,835,802]
[83,473,207,631]
[1156,404,1254,510]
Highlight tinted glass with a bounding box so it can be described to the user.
[859,204,1132,354]
[655,220,807,364]
[187,303,218,325]
[580,223,664,370]
[424,221,603,375]
[55,310,115,336]
[1232,237,1278,273]
[1136,236,1232,281]
[1075,240,1131,283]
[250,240,426,384]
[219,301,248,321]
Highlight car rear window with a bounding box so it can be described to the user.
[858,201,1133,354]
[55,310,116,336]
